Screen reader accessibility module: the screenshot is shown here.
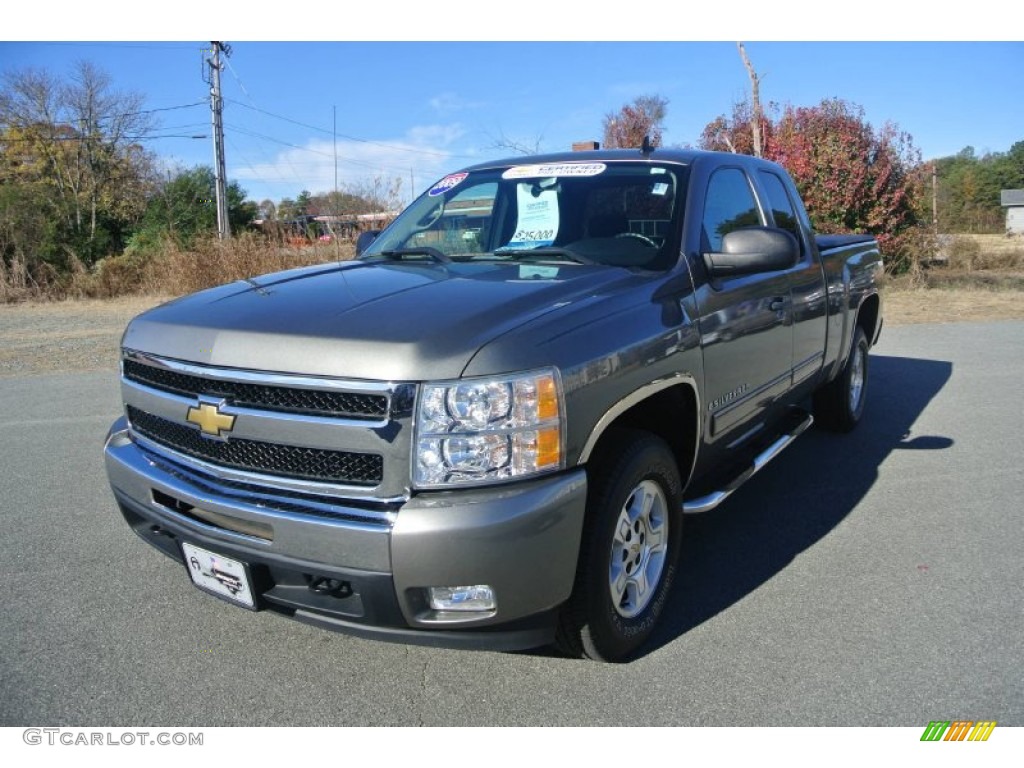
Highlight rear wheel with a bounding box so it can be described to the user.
[814,325,869,432]
[556,430,683,662]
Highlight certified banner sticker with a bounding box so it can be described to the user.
[502,163,606,180]
[428,172,468,197]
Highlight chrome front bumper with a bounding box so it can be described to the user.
[104,418,587,649]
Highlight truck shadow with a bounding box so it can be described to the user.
[645,353,954,657]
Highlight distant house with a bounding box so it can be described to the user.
[1002,190,1024,235]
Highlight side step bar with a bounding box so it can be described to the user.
[683,410,814,515]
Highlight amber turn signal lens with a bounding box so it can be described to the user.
[537,375,559,421]
[536,426,561,468]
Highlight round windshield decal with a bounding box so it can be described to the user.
[428,172,468,197]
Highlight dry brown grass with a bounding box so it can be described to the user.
[883,285,1024,325]
[139,235,354,297]
[1,234,356,304]
[939,233,1024,271]
[877,233,1024,323]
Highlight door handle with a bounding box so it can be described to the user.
[769,297,786,312]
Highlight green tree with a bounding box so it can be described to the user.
[934,141,1024,232]
[130,166,257,250]
[0,62,157,270]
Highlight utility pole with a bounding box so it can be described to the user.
[333,105,340,259]
[333,105,339,212]
[208,42,231,239]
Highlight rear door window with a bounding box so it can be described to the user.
[758,170,805,258]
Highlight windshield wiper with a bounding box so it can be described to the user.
[378,247,452,264]
[492,247,595,266]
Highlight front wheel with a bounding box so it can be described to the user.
[555,430,683,662]
[814,325,869,432]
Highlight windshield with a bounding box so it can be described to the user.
[361,161,687,271]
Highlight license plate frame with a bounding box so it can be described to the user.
[181,542,257,610]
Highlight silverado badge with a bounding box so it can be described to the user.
[186,401,236,438]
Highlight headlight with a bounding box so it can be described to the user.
[414,369,563,488]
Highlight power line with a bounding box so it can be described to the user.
[224,122,420,177]
[216,53,456,197]
[217,57,311,191]
[224,133,290,189]
[19,42,203,51]
[222,97,471,160]
[222,58,258,110]
[1,101,208,130]
[106,101,208,119]
[1,132,206,142]
[127,134,207,140]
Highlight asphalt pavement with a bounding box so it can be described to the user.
[1,321,1021,726]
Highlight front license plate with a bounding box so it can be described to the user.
[181,542,256,609]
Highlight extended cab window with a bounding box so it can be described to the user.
[701,168,762,252]
[758,170,804,257]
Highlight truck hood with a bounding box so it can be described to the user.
[123,259,630,381]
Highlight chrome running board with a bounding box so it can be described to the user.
[682,410,814,515]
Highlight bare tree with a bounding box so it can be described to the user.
[344,175,404,213]
[485,129,545,156]
[737,42,763,158]
[0,61,156,265]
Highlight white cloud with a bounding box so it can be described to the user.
[230,123,469,203]
[428,92,486,113]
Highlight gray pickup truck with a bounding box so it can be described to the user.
[104,148,883,661]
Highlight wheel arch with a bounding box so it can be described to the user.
[577,376,700,492]
[857,292,882,346]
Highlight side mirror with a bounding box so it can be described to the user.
[704,227,798,277]
[356,230,381,256]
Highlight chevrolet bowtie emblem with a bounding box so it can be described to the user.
[186,402,236,437]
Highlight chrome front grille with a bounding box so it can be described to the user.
[121,350,414,501]
[127,406,384,486]
[123,358,388,419]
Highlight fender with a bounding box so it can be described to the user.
[577,373,702,488]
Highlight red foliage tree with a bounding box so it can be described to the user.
[700,98,927,270]
[603,95,668,150]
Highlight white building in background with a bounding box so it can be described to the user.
[1002,190,1024,235]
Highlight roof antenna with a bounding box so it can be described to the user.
[641,134,654,156]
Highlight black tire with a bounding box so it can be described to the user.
[555,430,683,662]
[814,325,869,433]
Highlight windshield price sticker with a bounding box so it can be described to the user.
[428,172,468,197]
[511,228,555,242]
[504,185,560,249]
[502,163,606,180]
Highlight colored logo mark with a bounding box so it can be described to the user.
[920,720,997,741]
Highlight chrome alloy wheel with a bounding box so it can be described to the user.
[609,479,669,618]
[849,342,865,413]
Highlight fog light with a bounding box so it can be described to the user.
[428,585,496,612]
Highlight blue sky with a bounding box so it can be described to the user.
[2,8,1021,205]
